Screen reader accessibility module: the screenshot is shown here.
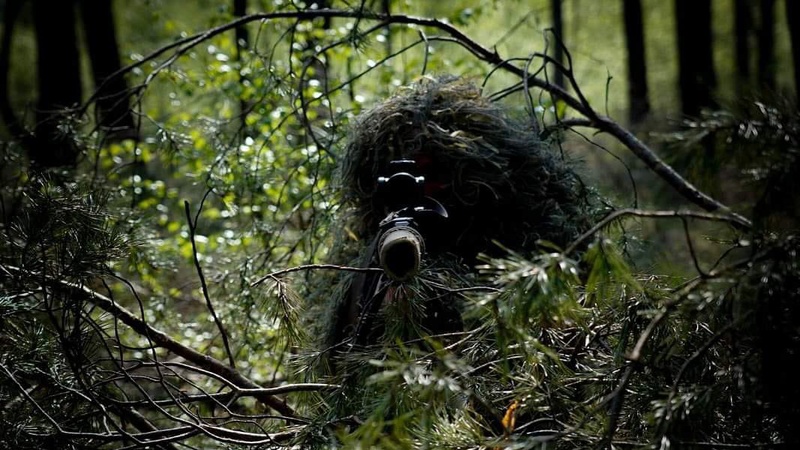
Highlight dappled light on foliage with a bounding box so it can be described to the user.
[0,1,799,449]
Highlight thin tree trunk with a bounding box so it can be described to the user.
[788,0,800,103]
[32,0,82,168]
[623,0,649,124]
[675,0,716,117]
[551,0,565,89]
[305,0,331,83]
[233,0,250,126]
[757,0,776,90]
[382,0,392,55]
[0,0,25,140]
[79,0,135,138]
[298,1,331,149]
[234,0,249,49]
[734,0,752,90]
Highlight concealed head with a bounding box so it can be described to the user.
[340,75,587,261]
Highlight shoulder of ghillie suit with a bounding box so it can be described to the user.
[338,74,591,264]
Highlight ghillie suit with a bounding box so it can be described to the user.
[309,75,589,416]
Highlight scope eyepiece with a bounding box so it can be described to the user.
[376,162,425,211]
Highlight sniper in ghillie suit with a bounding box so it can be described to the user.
[302,75,591,422]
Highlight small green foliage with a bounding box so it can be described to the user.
[0,2,798,449]
[478,249,585,330]
[584,238,641,307]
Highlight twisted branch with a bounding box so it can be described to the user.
[83,8,750,229]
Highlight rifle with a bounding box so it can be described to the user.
[338,160,450,351]
[375,159,449,281]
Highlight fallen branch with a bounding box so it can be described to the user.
[1,264,297,418]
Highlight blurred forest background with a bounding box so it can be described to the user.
[1,0,799,448]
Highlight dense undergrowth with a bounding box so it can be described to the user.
[1,3,799,449]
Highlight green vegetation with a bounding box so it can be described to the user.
[1,1,798,449]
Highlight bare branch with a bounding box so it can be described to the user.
[251,263,382,287]
[184,196,236,369]
[564,208,751,255]
[79,8,749,225]
[0,264,297,418]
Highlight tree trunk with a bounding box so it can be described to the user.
[757,0,776,90]
[675,0,716,117]
[788,0,800,103]
[32,0,82,168]
[233,0,249,49]
[623,0,650,124]
[382,0,392,55]
[233,0,250,125]
[551,0,565,89]
[0,0,25,139]
[734,0,753,90]
[305,0,331,82]
[78,0,135,138]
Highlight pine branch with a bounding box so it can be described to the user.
[0,264,297,418]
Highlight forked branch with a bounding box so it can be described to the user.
[84,8,750,229]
